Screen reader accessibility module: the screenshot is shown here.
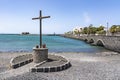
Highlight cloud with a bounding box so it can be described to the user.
[83,12,91,23]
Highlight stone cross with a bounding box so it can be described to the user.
[32,10,50,48]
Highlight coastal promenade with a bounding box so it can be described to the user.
[63,35,120,53]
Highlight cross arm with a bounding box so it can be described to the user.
[32,16,50,20]
[32,17,40,20]
[42,16,50,19]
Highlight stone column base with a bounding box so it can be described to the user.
[33,48,48,63]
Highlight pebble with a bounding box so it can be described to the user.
[0,52,120,80]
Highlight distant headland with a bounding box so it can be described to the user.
[21,32,30,35]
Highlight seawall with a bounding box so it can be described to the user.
[62,35,120,53]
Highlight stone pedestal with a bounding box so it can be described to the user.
[33,48,48,63]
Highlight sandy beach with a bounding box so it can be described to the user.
[0,51,120,80]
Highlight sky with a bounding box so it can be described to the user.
[0,0,120,34]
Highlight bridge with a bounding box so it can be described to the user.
[63,35,120,53]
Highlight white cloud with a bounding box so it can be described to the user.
[83,12,91,23]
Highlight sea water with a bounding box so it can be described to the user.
[0,34,109,53]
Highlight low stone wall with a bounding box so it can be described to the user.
[30,54,71,72]
[63,35,120,53]
[30,62,71,72]
[10,54,33,69]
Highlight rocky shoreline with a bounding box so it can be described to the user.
[0,52,120,80]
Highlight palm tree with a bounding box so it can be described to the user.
[110,25,117,35]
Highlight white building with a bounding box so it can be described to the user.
[73,26,83,36]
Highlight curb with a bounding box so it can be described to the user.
[30,54,71,72]
[10,54,33,69]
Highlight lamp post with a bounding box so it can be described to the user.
[106,22,109,36]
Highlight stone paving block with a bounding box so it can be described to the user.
[44,68,49,72]
[69,62,72,67]
[20,62,25,66]
[37,68,43,72]
[64,64,68,69]
[29,59,32,63]
[50,67,56,72]
[31,68,36,72]
[25,60,29,64]
[57,66,61,71]
[12,64,19,69]
[62,65,65,70]
[31,59,33,62]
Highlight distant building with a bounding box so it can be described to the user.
[73,26,83,36]
[21,32,30,35]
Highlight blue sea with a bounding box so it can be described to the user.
[0,34,109,53]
